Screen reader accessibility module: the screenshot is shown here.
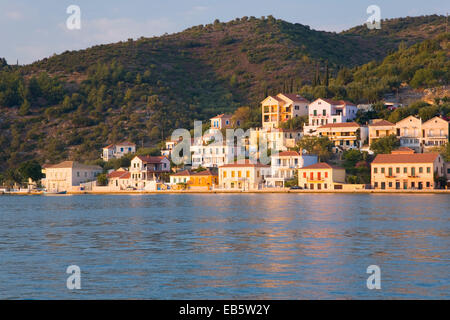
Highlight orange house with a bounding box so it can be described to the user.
[189,170,218,189]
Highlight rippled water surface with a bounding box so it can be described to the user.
[0,194,449,299]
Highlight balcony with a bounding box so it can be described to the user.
[307,178,325,183]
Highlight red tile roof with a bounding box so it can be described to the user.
[372,152,440,164]
[192,170,218,176]
[171,170,192,176]
[107,170,131,179]
[301,162,344,170]
[391,147,415,154]
[368,120,395,127]
[320,98,356,106]
[318,122,360,129]
[275,151,300,157]
[136,155,168,164]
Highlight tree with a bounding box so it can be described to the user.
[370,134,400,154]
[96,173,108,186]
[297,136,333,161]
[280,115,308,130]
[18,160,44,182]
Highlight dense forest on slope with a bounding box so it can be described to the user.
[0,15,448,175]
[298,33,450,102]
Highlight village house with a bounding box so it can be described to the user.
[421,116,449,150]
[191,142,246,169]
[261,93,310,129]
[161,139,179,158]
[219,160,270,190]
[249,128,302,156]
[303,98,358,135]
[266,151,318,187]
[129,155,170,189]
[102,141,136,161]
[368,119,397,146]
[189,170,219,190]
[316,122,368,150]
[170,169,219,190]
[445,162,450,188]
[170,170,192,185]
[41,161,102,192]
[371,150,445,190]
[395,115,422,152]
[210,114,238,130]
[297,163,348,190]
[107,168,132,190]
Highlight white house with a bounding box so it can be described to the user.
[41,161,102,192]
[191,142,246,169]
[102,141,136,161]
[266,151,318,187]
[107,168,132,190]
[129,155,170,189]
[303,98,358,135]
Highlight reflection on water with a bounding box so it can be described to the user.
[0,194,449,299]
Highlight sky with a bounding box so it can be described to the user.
[0,0,448,65]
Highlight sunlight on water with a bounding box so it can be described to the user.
[0,194,449,299]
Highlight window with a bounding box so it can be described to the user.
[231,171,235,178]
[403,167,407,174]
[426,182,430,188]
[238,171,241,178]
[427,167,431,173]
[322,110,326,116]
[303,172,306,178]
[396,167,400,174]
[374,167,378,174]
[313,110,317,116]
[419,167,423,173]
[381,168,385,174]
[223,171,227,178]
[246,171,250,178]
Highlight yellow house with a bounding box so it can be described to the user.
[298,163,347,190]
[316,122,367,150]
[368,119,396,146]
[395,115,422,152]
[219,160,270,190]
[261,93,309,129]
[422,116,449,150]
[371,151,445,190]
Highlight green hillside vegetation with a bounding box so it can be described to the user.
[0,15,448,177]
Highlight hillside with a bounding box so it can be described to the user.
[342,14,447,46]
[0,15,448,176]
